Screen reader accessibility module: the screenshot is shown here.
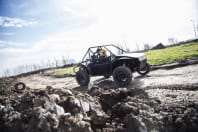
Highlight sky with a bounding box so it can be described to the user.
[0,0,198,76]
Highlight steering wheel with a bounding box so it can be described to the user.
[93,51,99,59]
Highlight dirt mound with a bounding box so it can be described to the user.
[0,78,16,95]
[1,83,198,132]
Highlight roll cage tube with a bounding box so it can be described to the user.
[81,44,127,62]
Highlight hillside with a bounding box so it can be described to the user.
[146,42,198,65]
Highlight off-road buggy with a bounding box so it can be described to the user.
[74,45,150,86]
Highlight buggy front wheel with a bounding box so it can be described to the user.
[75,70,90,86]
[137,63,150,76]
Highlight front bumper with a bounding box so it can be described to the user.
[139,59,147,69]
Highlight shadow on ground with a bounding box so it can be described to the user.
[73,75,145,92]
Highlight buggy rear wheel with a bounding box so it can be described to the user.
[75,70,90,86]
[113,66,132,86]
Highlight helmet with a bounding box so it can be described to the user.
[99,49,106,57]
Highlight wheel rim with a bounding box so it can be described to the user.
[17,84,24,90]
[139,66,148,74]
[117,71,128,82]
[15,82,26,91]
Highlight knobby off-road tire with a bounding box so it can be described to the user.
[75,70,90,86]
[14,82,26,91]
[113,66,132,86]
[137,63,150,76]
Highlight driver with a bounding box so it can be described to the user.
[98,49,107,57]
[96,48,109,63]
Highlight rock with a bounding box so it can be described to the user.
[124,114,148,132]
[2,111,22,132]
[88,87,102,97]
[75,120,93,132]
[46,86,72,96]
[48,94,61,103]
[89,108,109,126]
[57,114,93,132]
[33,96,47,107]
[91,114,108,126]
[100,88,129,111]
[100,91,119,110]
[116,88,129,98]
[37,112,59,132]
[175,117,183,125]
[79,99,90,113]
[62,96,81,115]
[1,105,14,113]
[112,102,139,119]
[34,89,48,96]
[44,100,65,117]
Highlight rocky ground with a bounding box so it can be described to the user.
[0,64,198,132]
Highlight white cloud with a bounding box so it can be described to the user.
[1,0,196,61]
[54,0,196,45]
[0,32,14,36]
[0,40,23,49]
[21,0,196,62]
[0,16,37,28]
[0,0,197,76]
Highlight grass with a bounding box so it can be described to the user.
[145,42,198,65]
[45,66,76,75]
[46,42,198,75]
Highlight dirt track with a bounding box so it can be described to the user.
[18,63,198,89]
[17,64,198,107]
[1,64,198,132]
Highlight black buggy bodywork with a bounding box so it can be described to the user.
[74,44,150,86]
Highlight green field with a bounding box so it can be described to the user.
[47,42,198,75]
[146,42,198,65]
[45,66,75,75]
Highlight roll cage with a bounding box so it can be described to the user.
[81,44,127,62]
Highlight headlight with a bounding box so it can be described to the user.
[138,55,146,61]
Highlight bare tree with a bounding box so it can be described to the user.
[54,57,59,68]
[4,69,10,77]
[144,43,150,51]
[136,43,139,52]
[47,60,52,68]
[62,56,67,66]
[117,44,124,54]
[191,19,197,38]
[168,38,178,45]
[25,65,28,72]
[13,68,17,75]
[125,45,131,52]
[16,66,22,74]
[197,25,198,35]
[123,40,130,52]
[33,64,38,71]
